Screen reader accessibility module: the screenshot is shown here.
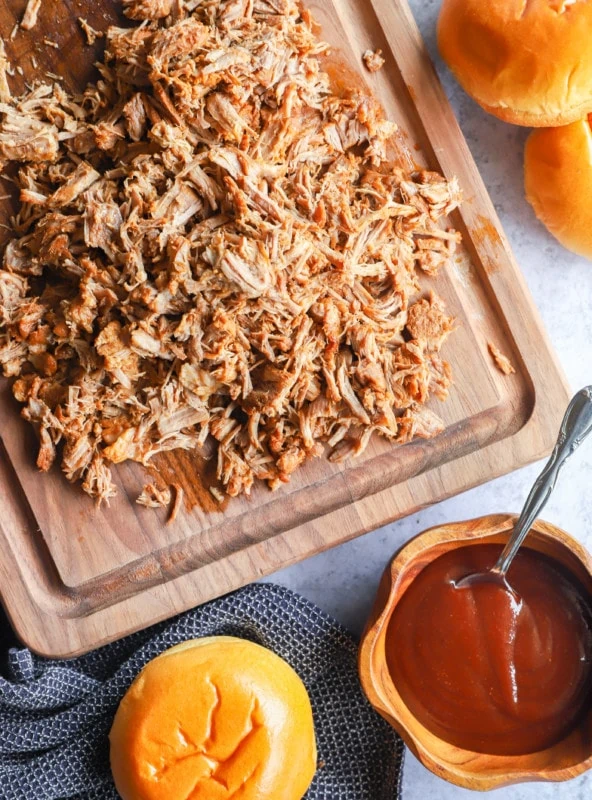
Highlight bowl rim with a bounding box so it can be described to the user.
[358,513,592,791]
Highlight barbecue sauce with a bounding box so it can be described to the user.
[386,544,592,755]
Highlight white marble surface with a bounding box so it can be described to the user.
[265,1,592,798]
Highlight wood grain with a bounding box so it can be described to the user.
[359,515,592,790]
[0,0,123,95]
[0,0,570,657]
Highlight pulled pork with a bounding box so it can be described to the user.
[20,0,42,32]
[488,342,515,376]
[363,49,385,73]
[137,482,172,508]
[0,0,461,506]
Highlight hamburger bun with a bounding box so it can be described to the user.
[109,637,317,800]
[438,0,592,127]
[524,116,592,258]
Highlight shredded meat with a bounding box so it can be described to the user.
[78,18,104,46]
[21,0,42,31]
[0,0,461,506]
[363,49,385,73]
[488,342,515,376]
[169,484,183,523]
[0,39,10,103]
[137,482,172,508]
[124,0,173,19]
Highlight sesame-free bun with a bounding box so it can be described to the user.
[524,117,592,258]
[438,0,592,127]
[109,637,317,800]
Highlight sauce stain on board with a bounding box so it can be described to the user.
[152,449,228,514]
[472,215,504,274]
[406,84,417,102]
[474,215,503,246]
[321,51,370,97]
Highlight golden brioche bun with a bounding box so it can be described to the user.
[524,116,592,258]
[109,637,317,800]
[438,0,592,127]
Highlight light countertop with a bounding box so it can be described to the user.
[265,1,592,798]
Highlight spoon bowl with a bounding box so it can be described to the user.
[453,569,521,607]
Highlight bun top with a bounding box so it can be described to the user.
[109,637,317,800]
[438,0,592,126]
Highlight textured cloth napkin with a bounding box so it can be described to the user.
[0,583,404,800]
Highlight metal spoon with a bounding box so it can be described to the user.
[455,386,592,594]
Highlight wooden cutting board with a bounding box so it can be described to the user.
[0,0,570,657]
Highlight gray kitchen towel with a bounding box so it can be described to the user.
[0,583,404,800]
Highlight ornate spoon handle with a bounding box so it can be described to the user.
[494,386,592,578]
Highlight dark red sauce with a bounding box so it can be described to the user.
[386,544,592,755]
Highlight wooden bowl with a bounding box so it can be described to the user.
[359,514,592,791]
